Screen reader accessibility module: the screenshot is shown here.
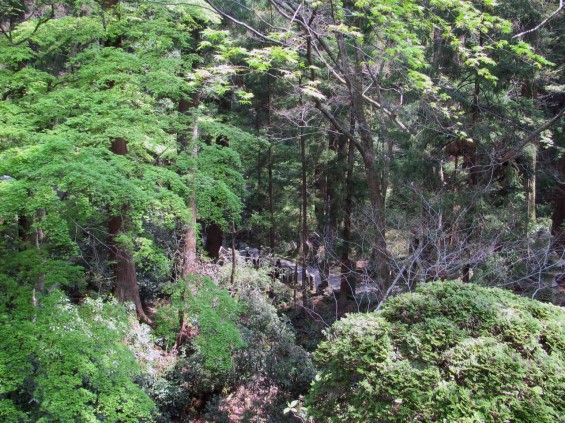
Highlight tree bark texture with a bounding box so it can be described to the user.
[339,135,356,315]
[552,155,565,244]
[336,33,390,291]
[268,142,275,250]
[109,139,150,323]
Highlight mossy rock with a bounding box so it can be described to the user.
[306,281,565,422]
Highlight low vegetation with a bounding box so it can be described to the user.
[307,282,565,422]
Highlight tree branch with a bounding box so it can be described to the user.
[313,99,366,162]
[513,0,564,38]
[501,106,565,162]
[203,0,284,45]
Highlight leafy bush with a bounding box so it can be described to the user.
[233,290,315,393]
[153,269,314,421]
[203,289,315,422]
[151,277,244,420]
[0,279,156,422]
[306,281,565,422]
[154,277,243,370]
[218,258,294,307]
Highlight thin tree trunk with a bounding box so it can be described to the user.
[520,24,538,227]
[268,142,275,251]
[267,74,275,251]
[527,25,539,225]
[336,33,390,290]
[256,148,262,208]
[293,263,298,305]
[175,46,201,346]
[32,209,45,310]
[552,155,565,293]
[176,26,203,278]
[177,60,201,277]
[469,31,483,185]
[179,194,198,277]
[552,155,565,243]
[300,112,309,308]
[230,222,236,285]
[526,147,537,226]
[315,133,329,290]
[339,126,356,315]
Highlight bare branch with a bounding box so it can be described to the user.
[202,0,284,45]
[513,0,564,38]
[501,106,565,162]
[313,99,366,161]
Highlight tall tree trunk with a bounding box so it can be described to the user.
[101,0,149,323]
[177,26,201,278]
[552,155,565,296]
[109,138,150,323]
[178,92,200,278]
[267,74,276,251]
[522,71,538,229]
[521,23,539,229]
[175,33,201,348]
[339,126,356,315]
[468,31,483,185]
[268,142,275,250]
[336,33,390,290]
[315,133,329,291]
[525,141,537,230]
[318,131,347,292]
[300,111,309,308]
[552,155,565,244]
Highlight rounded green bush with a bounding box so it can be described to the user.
[306,281,565,422]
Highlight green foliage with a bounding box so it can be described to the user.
[152,267,314,421]
[0,280,156,422]
[156,277,243,373]
[233,289,315,394]
[306,281,565,422]
[153,303,180,351]
[186,277,244,372]
[1,0,564,420]
[196,143,244,229]
[0,0,254,297]
[152,276,244,419]
[218,259,294,307]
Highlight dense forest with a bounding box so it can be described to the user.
[1,0,565,421]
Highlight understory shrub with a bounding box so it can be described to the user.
[306,281,565,422]
[203,289,315,422]
[0,278,156,422]
[152,269,314,421]
[150,277,244,419]
[154,276,243,373]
